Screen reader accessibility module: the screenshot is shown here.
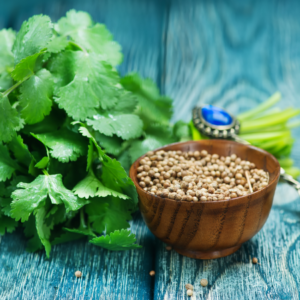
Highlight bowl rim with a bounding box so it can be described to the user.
[129,139,281,204]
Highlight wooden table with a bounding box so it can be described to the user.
[1,0,300,299]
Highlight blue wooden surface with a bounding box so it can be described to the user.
[1,0,300,299]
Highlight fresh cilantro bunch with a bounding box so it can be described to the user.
[0,10,188,257]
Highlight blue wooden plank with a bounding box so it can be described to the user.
[155,0,300,299]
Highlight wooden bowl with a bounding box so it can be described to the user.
[129,140,280,259]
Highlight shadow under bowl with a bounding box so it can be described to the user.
[129,140,280,260]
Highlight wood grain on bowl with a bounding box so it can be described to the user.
[129,140,281,259]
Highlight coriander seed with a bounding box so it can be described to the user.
[75,271,82,278]
[252,257,258,264]
[187,289,193,296]
[200,278,208,287]
[149,270,155,276]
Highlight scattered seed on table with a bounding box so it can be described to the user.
[75,271,82,278]
[200,278,208,287]
[187,289,193,296]
[185,283,194,290]
[252,257,258,264]
[166,246,172,251]
[137,150,269,202]
[149,270,155,276]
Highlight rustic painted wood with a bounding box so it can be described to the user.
[1,0,300,299]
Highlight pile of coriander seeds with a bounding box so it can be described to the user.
[137,149,269,202]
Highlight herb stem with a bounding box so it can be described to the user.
[2,75,32,97]
[80,209,86,229]
[42,169,49,176]
[237,92,281,121]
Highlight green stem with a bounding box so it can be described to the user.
[2,75,32,97]
[237,92,281,121]
[42,169,49,176]
[240,108,300,132]
[239,131,290,143]
[68,41,88,55]
[80,209,86,229]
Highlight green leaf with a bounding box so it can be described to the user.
[0,143,21,182]
[55,10,93,36]
[55,51,119,120]
[11,174,86,222]
[173,120,191,142]
[129,124,176,162]
[0,213,18,235]
[35,157,49,169]
[87,114,143,140]
[7,134,32,166]
[0,28,15,71]
[35,206,52,257]
[47,50,75,93]
[73,170,129,200]
[11,52,41,82]
[90,229,141,251]
[47,36,69,53]
[51,231,85,245]
[86,197,134,234]
[19,69,53,124]
[64,227,96,237]
[0,95,24,143]
[121,73,173,126]
[95,132,123,156]
[55,10,122,66]
[12,15,53,65]
[101,154,138,203]
[32,129,87,163]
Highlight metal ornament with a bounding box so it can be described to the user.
[192,105,248,144]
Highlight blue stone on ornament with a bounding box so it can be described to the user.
[201,105,233,126]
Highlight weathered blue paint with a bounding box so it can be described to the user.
[1,0,300,299]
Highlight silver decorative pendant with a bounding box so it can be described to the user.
[192,105,241,139]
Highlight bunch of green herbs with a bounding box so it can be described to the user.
[0,10,186,257]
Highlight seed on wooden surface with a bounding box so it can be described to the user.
[187,289,193,296]
[185,283,194,290]
[200,278,208,287]
[252,257,258,264]
[166,246,172,251]
[149,270,155,276]
[75,271,82,278]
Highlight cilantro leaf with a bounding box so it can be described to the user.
[55,10,122,66]
[90,229,141,251]
[47,50,75,93]
[173,120,191,141]
[19,69,53,124]
[0,95,24,143]
[86,197,134,234]
[7,134,32,167]
[0,213,18,235]
[51,231,85,245]
[0,143,21,182]
[73,170,129,199]
[95,132,123,156]
[11,174,86,222]
[87,113,143,140]
[129,124,176,162]
[121,73,173,126]
[36,206,53,257]
[11,52,41,82]
[0,28,15,71]
[64,227,96,237]
[47,36,68,53]
[12,15,53,65]
[32,129,87,163]
[35,157,49,169]
[55,10,93,36]
[101,154,138,203]
[0,29,15,90]
[55,52,119,120]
